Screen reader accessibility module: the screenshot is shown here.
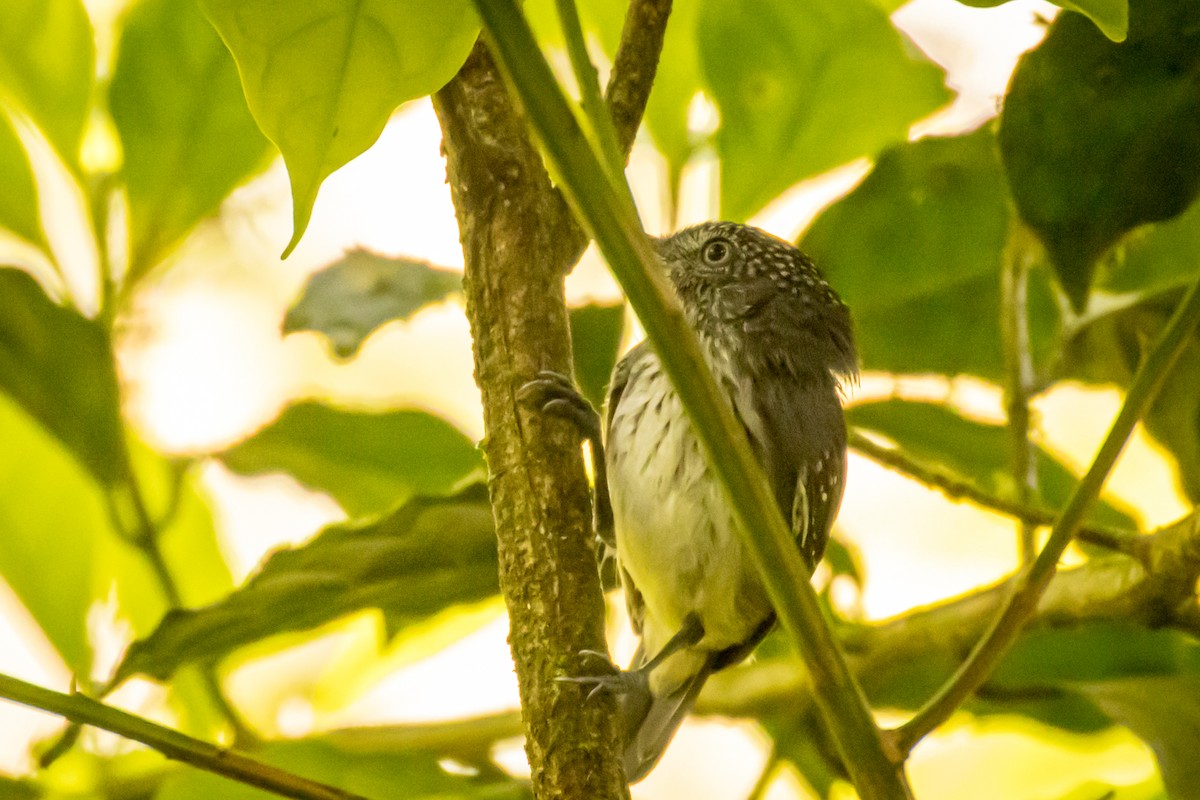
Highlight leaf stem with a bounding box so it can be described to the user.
[0,673,365,800]
[1000,222,1039,563]
[890,273,1200,756]
[471,2,909,796]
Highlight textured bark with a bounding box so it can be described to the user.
[433,42,628,800]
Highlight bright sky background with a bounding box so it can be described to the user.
[0,0,1189,797]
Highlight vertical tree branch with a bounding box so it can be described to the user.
[432,43,628,800]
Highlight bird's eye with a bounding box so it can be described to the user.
[701,238,733,267]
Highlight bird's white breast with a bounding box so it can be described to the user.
[606,351,770,662]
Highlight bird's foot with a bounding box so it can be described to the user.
[557,649,646,699]
[517,371,602,444]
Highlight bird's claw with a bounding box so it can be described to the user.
[518,371,602,441]
[557,672,635,701]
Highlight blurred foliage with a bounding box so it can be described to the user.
[219,402,485,516]
[7,0,1200,797]
[116,485,499,683]
[198,0,481,255]
[283,250,463,359]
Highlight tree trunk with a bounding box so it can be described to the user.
[433,41,630,800]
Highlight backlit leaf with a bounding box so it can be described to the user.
[0,269,131,488]
[110,0,272,282]
[218,402,484,516]
[0,0,93,173]
[116,485,498,682]
[801,128,1060,382]
[199,0,480,256]
[283,250,461,360]
[999,0,1200,309]
[0,112,44,249]
[700,0,949,221]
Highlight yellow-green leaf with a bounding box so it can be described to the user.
[0,0,94,173]
[199,0,480,256]
[109,0,272,282]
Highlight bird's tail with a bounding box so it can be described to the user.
[620,648,716,784]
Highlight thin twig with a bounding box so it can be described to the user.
[888,274,1200,757]
[847,431,1142,558]
[0,674,365,800]
[604,0,672,161]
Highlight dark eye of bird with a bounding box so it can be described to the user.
[701,238,733,267]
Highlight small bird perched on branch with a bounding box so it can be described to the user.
[524,221,857,782]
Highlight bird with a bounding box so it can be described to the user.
[524,221,857,783]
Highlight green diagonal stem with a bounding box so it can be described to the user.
[0,672,364,800]
[892,274,1200,755]
[470,4,910,797]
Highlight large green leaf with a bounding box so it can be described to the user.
[109,0,272,283]
[282,250,462,359]
[1083,677,1200,799]
[0,112,44,249]
[801,128,1060,382]
[699,0,949,221]
[993,625,1200,797]
[0,0,93,173]
[0,394,108,672]
[115,486,498,683]
[199,0,480,256]
[218,402,484,516]
[0,269,131,489]
[848,399,1137,530]
[157,738,529,800]
[999,0,1200,310]
[955,0,1129,42]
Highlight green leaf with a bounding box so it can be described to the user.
[116,486,498,682]
[1082,677,1200,799]
[568,303,624,409]
[1100,196,1200,299]
[999,0,1200,310]
[993,624,1200,795]
[218,402,484,516]
[848,399,1138,530]
[699,0,949,221]
[801,128,1060,381]
[955,0,1128,42]
[0,0,93,173]
[109,0,272,282]
[760,711,845,798]
[0,112,45,249]
[199,0,480,256]
[157,738,529,800]
[282,249,462,359]
[0,393,108,672]
[0,269,132,489]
